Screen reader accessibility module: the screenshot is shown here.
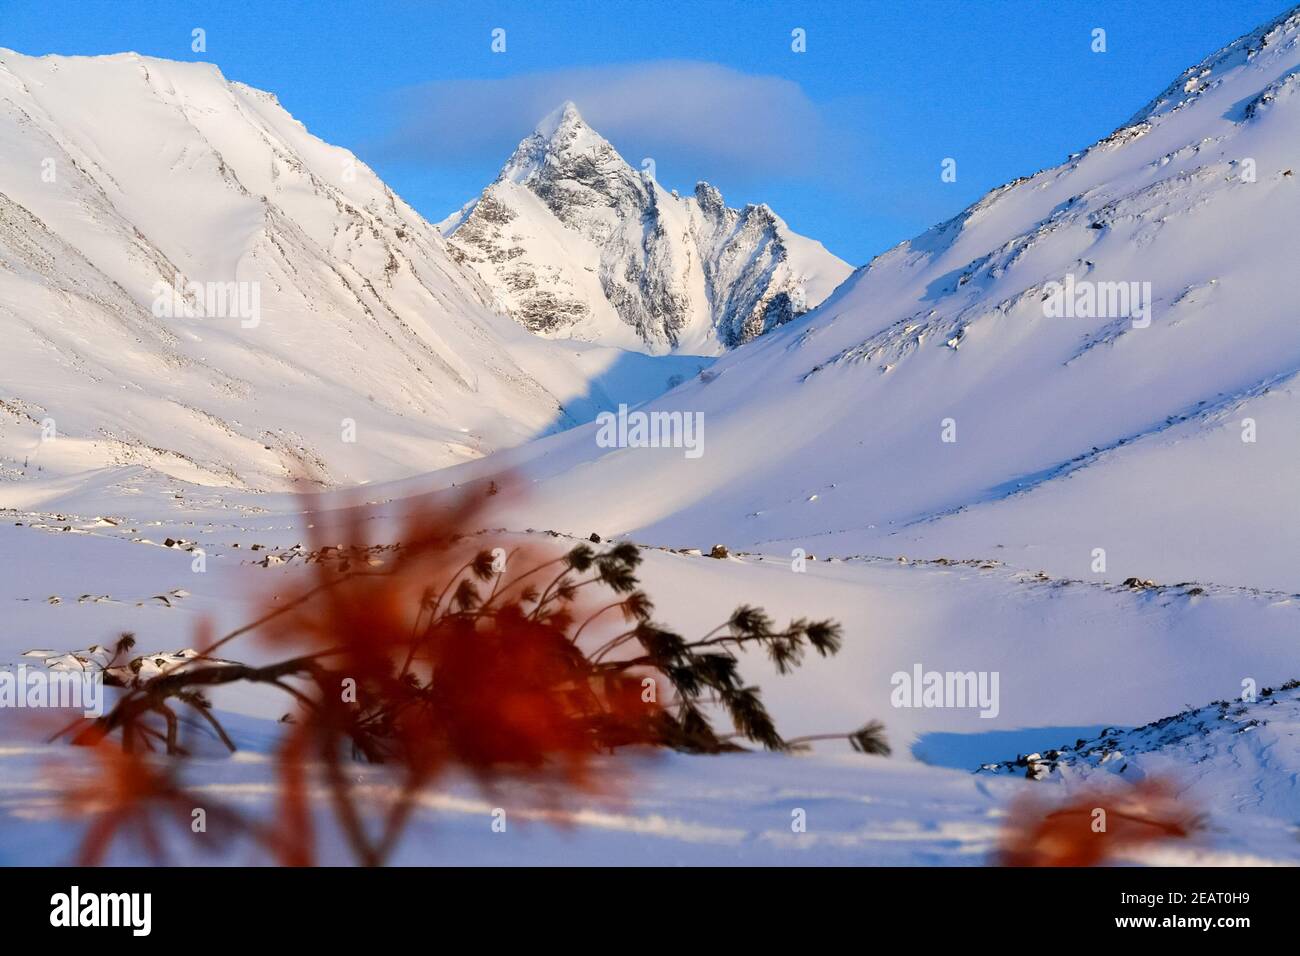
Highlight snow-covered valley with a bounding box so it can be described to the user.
[2,6,1300,867]
[1,496,1296,864]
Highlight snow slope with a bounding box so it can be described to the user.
[441,102,853,354]
[2,505,1296,864]
[0,51,700,492]
[980,679,1300,855]
[409,8,1300,594]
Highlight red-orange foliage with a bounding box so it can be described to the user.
[257,488,652,778]
[57,736,252,865]
[50,477,863,865]
[996,778,1200,867]
[234,480,662,863]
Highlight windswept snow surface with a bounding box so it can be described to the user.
[1,507,1296,864]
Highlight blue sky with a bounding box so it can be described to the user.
[2,0,1292,263]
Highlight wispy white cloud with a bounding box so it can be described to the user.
[378,60,823,180]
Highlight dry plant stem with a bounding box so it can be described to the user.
[569,600,629,645]
[320,736,382,866]
[56,503,869,866]
[77,657,323,753]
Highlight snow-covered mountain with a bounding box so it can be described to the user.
[405,7,1300,594]
[440,102,853,354]
[0,51,705,492]
[5,9,1300,867]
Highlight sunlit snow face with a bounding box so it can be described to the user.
[1042,273,1152,329]
[151,274,262,329]
[595,404,705,459]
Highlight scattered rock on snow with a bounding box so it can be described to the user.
[1121,576,1158,589]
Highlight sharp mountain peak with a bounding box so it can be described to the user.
[448,104,852,354]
